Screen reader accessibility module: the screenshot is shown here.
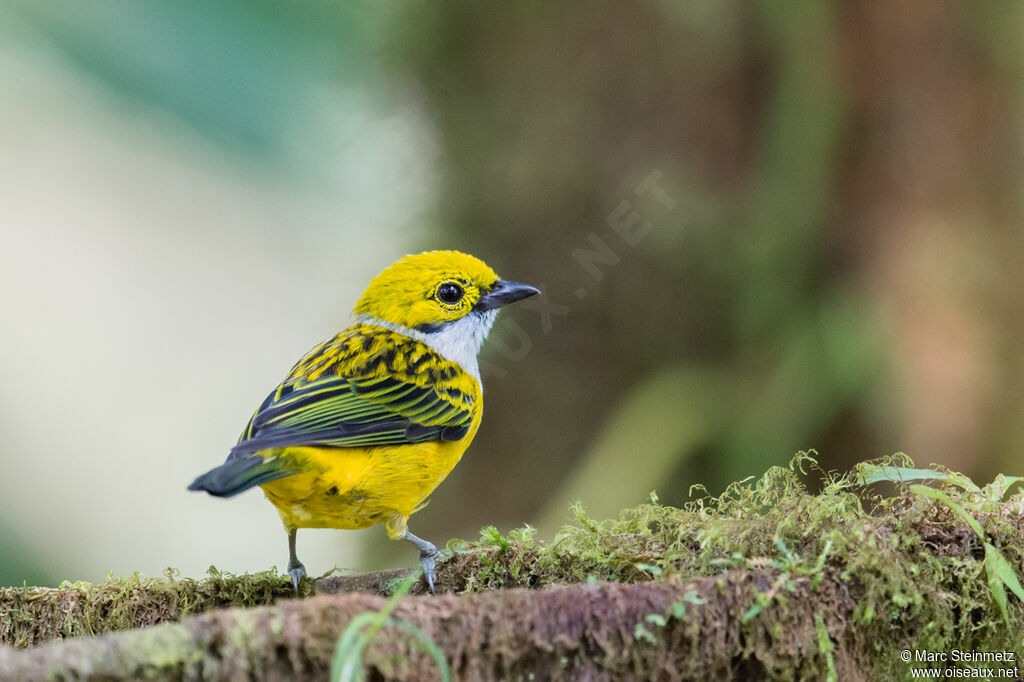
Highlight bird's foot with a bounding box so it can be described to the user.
[403,531,440,593]
[419,549,438,593]
[288,563,307,593]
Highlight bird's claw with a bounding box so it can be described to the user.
[288,563,307,593]
[419,549,438,593]
[404,531,440,593]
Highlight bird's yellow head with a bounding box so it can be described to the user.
[352,251,540,374]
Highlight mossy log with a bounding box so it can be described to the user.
[1,455,1022,680]
[0,572,851,681]
[0,567,416,650]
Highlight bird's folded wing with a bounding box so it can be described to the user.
[229,374,474,458]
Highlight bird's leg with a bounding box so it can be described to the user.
[403,530,439,593]
[287,529,306,593]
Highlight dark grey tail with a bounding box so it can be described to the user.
[187,457,296,498]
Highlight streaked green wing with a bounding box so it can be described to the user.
[229,375,473,458]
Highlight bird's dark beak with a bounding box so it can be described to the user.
[475,280,541,311]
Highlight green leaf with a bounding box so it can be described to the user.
[331,570,450,682]
[645,613,667,627]
[987,563,1010,627]
[634,563,663,577]
[858,466,979,491]
[633,623,658,644]
[379,618,452,680]
[983,475,1024,501]
[815,614,837,682]
[742,603,764,623]
[985,543,1024,609]
[911,483,1024,627]
[908,485,983,538]
[683,589,706,605]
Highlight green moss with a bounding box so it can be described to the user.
[0,566,294,648]
[4,452,1023,680]
[440,452,1024,677]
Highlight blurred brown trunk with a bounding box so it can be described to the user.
[392,1,1024,547]
[838,0,1021,475]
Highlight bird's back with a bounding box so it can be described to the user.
[242,323,484,536]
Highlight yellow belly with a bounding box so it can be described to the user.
[260,414,479,538]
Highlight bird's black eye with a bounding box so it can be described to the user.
[437,282,464,304]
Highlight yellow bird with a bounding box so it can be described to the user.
[188,250,540,591]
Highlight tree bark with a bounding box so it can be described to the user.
[0,571,855,682]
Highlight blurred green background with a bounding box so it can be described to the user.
[2,0,1022,587]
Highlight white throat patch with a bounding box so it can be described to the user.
[353,310,499,385]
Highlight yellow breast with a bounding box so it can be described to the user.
[260,406,482,538]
